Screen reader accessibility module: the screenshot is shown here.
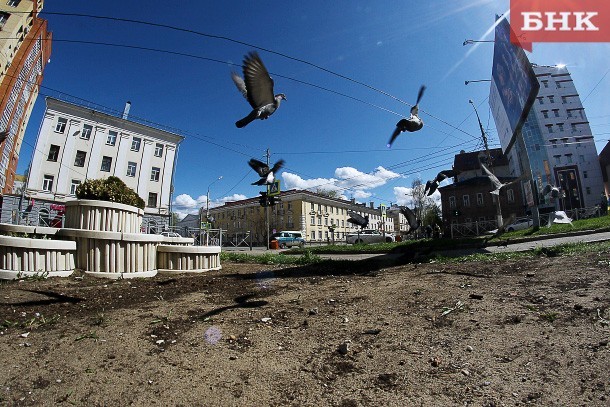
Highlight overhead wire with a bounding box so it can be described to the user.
[32,11,481,139]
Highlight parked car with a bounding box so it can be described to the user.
[270,231,305,248]
[504,218,533,232]
[346,229,394,244]
[160,231,181,238]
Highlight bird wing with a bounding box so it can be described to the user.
[480,163,502,188]
[248,158,270,177]
[542,184,552,196]
[387,126,402,148]
[269,159,285,175]
[347,211,367,226]
[439,169,459,179]
[242,52,275,109]
[424,180,433,195]
[231,71,248,99]
[0,130,8,143]
[400,206,419,231]
[410,85,426,115]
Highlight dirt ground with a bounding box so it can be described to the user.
[0,250,609,406]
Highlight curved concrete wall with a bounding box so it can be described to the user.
[64,200,144,233]
[0,235,75,279]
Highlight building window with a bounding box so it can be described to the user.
[42,175,54,192]
[310,216,315,225]
[567,110,573,118]
[154,143,163,157]
[507,189,515,203]
[449,196,456,209]
[546,125,553,133]
[318,217,322,225]
[74,150,87,167]
[311,231,315,240]
[554,155,561,165]
[566,154,573,163]
[542,110,549,119]
[548,96,555,103]
[131,137,141,152]
[147,193,157,208]
[558,123,564,132]
[81,124,92,140]
[47,144,60,161]
[476,193,484,206]
[70,179,81,195]
[106,131,117,146]
[553,109,560,117]
[0,12,9,29]
[579,155,585,163]
[463,195,470,207]
[551,139,557,148]
[55,117,67,133]
[7,0,21,7]
[537,97,544,105]
[583,170,588,179]
[150,167,160,182]
[100,156,112,172]
[126,162,137,177]
[556,81,562,88]
[561,96,568,104]
[586,187,591,195]
[571,124,577,133]
[541,80,548,88]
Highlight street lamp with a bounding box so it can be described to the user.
[463,39,495,46]
[465,79,491,85]
[206,176,223,220]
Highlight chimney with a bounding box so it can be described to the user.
[122,101,131,119]
[369,202,374,209]
[350,198,356,204]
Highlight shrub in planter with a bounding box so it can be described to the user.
[76,176,146,209]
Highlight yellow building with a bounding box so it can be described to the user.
[205,189,406,245]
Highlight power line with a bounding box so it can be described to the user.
[32,11,480,139]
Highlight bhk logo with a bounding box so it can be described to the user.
[511,0,610,50]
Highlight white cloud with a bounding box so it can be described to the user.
[172,193,247,220]
[283,166,400,199]
[393,186,441,208]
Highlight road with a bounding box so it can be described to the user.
[222,230,610,261]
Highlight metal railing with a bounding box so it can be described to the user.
[450,220,498,238]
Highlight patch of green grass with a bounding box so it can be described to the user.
[221,250,322,265]
[75,332,99,342]
[540,312,559,322]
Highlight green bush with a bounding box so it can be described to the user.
[75,176,145,209]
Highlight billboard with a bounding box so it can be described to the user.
[489,16,540,153]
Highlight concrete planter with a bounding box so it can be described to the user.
[157,245,222,274]
[0,235,75,280]
[58,229,163,279]
[64,200,144,233]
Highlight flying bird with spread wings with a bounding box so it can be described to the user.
[347,211,369,229]
[480,162,523,195]
[541,184,560,199]
[248,158,285,186]
[424,169,460,196]
[387,85,426,148]
[231,52,286,128]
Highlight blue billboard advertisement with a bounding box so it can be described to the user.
[490,16,540,152]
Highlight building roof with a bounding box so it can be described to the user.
[453,148,508,172]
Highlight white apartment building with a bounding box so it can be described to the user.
[531,64,604,209]
[22,97,183,230]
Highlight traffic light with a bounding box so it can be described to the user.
[268,195,281,206]
[259,191,268,207]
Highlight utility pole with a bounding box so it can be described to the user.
[470,100,503,228]
[265,148,271,250]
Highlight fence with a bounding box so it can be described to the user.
[449,205,605,238]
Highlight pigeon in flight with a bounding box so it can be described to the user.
[0,130,8,144]
[400,206,419,233]
[248,158,285,186]
[387,85,426,148]
[231,52,286,128]
[424,169,460,196]
[541,184,560,199]
[480,162,522,195]
[347,211,369,229]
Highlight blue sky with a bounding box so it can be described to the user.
[18,1,610,218]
